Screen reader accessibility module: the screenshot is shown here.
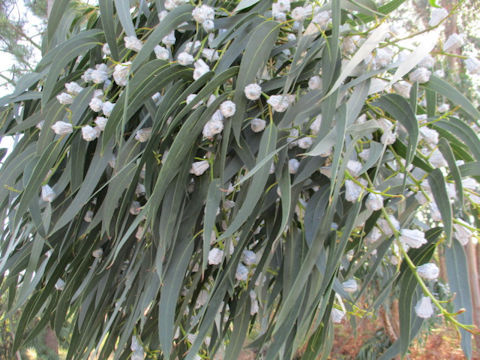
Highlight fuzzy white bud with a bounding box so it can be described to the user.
[81,125,100,142]
[250,118,266,133]
[56,92,73,105]
[124,36,143,52]
[244,83,262,101]
[51,121,73,135]
[135,128,152,143]
[113,62,131,86]
[190,160,209,176]
[219,101,236,117]
[342,279,358,293]
[65,82,83,95]
[415,296,434,318]
[208,248,223,265]
[41,185,56,202]
[417,263,440,280]
[400,229,427,249]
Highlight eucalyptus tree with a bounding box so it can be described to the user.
[1,0,480,359]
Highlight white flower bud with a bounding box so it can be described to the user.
[89,97,103,112]
[288,158,300,174]
[207,94,216,106]
[308,76,322,90]
[190,160,209,176]
[201,48,219,61]
[177,52,194,66]
[377,215,400,236]
[154,45,169,60]
[65,82,83,95]
[291,6,307,21]
[417,263,439,280]
[429,7,448,27]
[130,201,141,215]
[419,127,439,145]
[135,128,152,142]
[56,92,73,105]
[346,160,362,177]
[92,248,103,258]
[416,114,428,124]
[94,117,108,131]
[342,35,360,54]
[342,279,358,293]
[393,81,412,98]
[244,83,262,100]
[276,0,291,12]
[250,298,259,315]
[366,193,384,211]
[267,95,290,112]
[297,137,313,149]
[381,129,397,145]
[465,57,480,75]
[428,149,447,168]
[208,248,223,265]
[113,62,131,86]
[192,5,215,24]
[242,250,258,266]
[202,117,224,138]
[84,210,93,222]
[310,115,322,135]
[409,67,431,83]
[90,66,109,84]
[220,100,236,117]
[400,229,427,249]
[437,103,449,113]
[81,125,100,142]
[194,289,208,309]
[124,36,143,52]
[331,308,345,323]
[272,4,286,21]
[374,47,394,68]
[193,59,210,80]
[415,296,434,318]
[55,278,65,291]
[102,101,115,117]
[51,121,73,135]
[41,184,56,202]
[185,40,201,53]
[235,263,249,281]
[313,11,331,29]
[102,43,111,55]
[162,31,176,46]
[345,179,365,202]
[418,55,435,69]
[250,118,266,133]
[202,19,215,32]
[358,148,370,161]
[443,33,464,52]
[365,227,382,244]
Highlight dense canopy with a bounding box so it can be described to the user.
[1,0,480,359]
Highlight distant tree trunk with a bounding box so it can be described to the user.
[442,0,480,348]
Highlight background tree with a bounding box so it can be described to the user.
[0,0,46,89]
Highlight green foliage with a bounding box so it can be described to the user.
[0,0,479,359]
